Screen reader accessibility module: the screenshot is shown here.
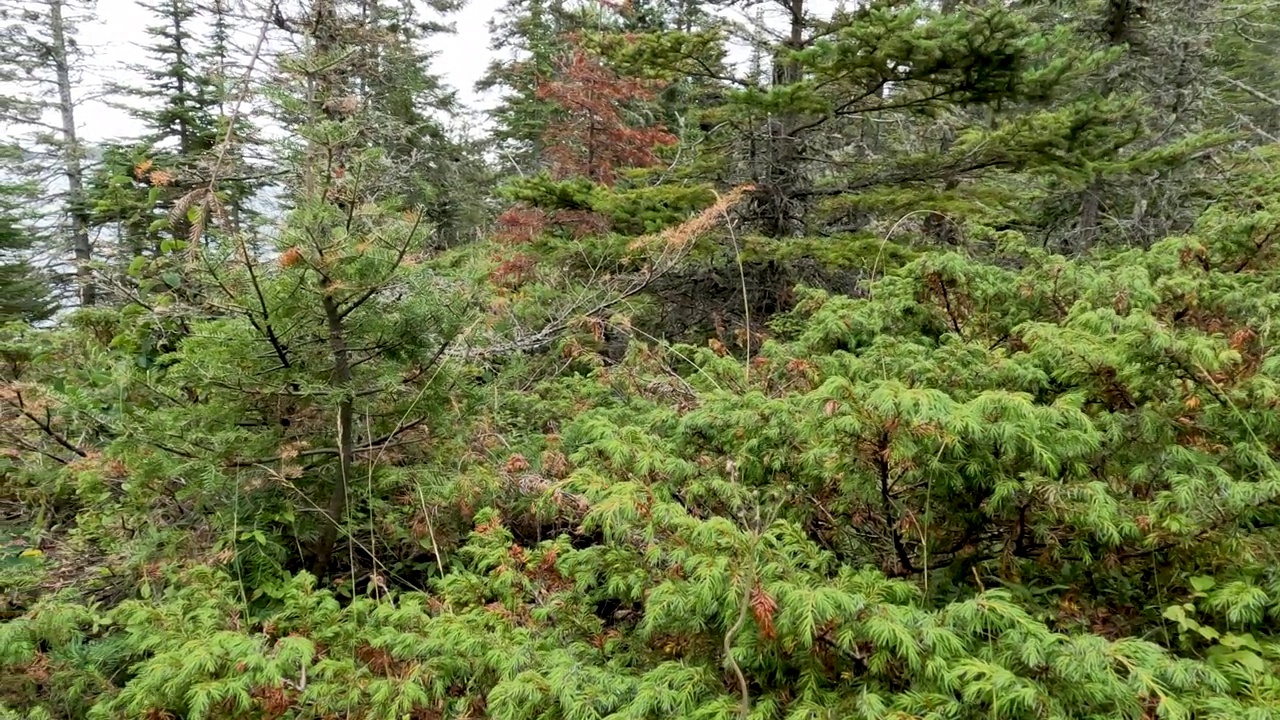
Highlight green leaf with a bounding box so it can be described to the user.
[1190,576,1216,593]
[1195,625,1219,641]
[1220,633,1262,652]
[1225,650,1267,673]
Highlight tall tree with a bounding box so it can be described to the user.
[85,0,264,267]
[0,0,96,307]
[478,0,582,171]
[121,0,221,157]
[46,0,93,306]
[1049,0,1225,250]
[273,0,491,246]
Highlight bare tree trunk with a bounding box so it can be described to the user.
[1077,186,1101,251]
[47,0,93,306]
[1074,0,1133,252]
[762,0,805,238]
[313,292,355,576]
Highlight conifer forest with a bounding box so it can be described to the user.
[10,0,1280,716]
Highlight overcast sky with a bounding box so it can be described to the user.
[74,0,506,142]
[70,0,829,144]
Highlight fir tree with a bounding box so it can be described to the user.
[119,0,221,157]
[478,0,582,170]
[0,179,54,323]
[85,0,260,267]
[0,0,96,306]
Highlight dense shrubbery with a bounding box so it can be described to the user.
[7,0,1280,717]
[6,152,1280,717]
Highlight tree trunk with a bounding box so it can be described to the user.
[304,0,353,578]
[312,292,355,576]
[1075,0,1134,251]
[47,0,93,307]
[171,0,192,154]
[762,0,805,238]
[1076,185,1101,251]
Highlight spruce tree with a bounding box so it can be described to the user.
[0,0,95,306]
[121,0,221,157]
[0,179,54,323]
[1029,0,1228,250]
[85,0,259,266]
[139,0,479,575]
[478,0,582,171]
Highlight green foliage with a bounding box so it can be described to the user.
[6,147,1280,718]
[11,0,1280,718]
[0,184,55,324]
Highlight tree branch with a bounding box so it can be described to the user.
[877,432,916,575]
[8,391,87,458]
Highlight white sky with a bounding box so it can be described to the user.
[75,0,505,142]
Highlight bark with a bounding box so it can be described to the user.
[876,433,915,576]
[761,0,806,238]
[47,0,93,306]
[170,0,192,154]
[1077,186,1102,251]
[312,291,355,576]
[306,0,352,577]
[1074,0,1134,250]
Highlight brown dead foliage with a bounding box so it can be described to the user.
[750,585,778,640]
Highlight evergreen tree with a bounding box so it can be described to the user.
[120,0,221,157]
[0,0,96,306]
[479,0,722,174]
[1209,0,1280,143]
[0,179,54,323]
[1029,0,1227,250]
[268,0,490,246]
[478,0,582,170]
[85,0,261,268]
